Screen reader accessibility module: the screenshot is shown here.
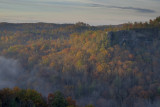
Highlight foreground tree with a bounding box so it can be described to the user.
[48,91,68,107]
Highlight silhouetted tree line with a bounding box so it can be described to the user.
[0,87,86,107]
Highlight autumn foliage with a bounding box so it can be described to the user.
[0,17,160,107]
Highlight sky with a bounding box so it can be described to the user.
[0,0,159,25]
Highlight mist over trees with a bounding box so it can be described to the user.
[0,16,160,107]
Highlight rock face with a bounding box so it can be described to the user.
[107,28,160,48]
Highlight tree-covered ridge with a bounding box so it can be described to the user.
[0,17,160,106]
[105,16,160,31]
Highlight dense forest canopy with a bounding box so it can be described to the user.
[0,16,160,107]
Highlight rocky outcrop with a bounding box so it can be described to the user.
[107,28,160,48]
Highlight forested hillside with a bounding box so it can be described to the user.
[0,17,160,107]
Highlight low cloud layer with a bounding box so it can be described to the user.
[0,56,23,88]
[0,56,56,95]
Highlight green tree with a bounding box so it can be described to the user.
[49,91,68,107]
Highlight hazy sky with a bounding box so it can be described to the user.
[0,0,159,25]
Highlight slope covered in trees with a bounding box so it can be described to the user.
[0,16,160,107]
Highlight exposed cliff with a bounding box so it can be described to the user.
[108,28,160,49]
